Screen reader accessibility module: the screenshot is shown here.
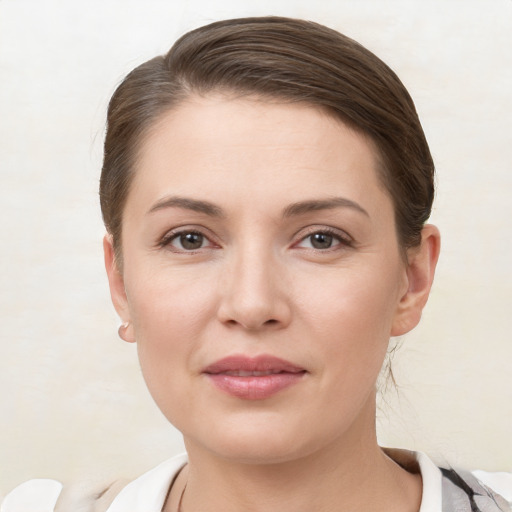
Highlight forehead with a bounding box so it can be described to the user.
[142,95,374,173]
[127,94,391,220]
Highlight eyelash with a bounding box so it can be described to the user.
[293,227,354,252]
[159,227,218,253]
[158,226,353,253]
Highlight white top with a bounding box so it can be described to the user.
[2,451,511,512]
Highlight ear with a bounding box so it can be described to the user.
[103,235,135,343]
[391,224,441,337]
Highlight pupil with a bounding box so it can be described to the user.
[181,232,203,250]
[311,233,333,249]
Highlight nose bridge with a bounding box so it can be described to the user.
[218,236,290,330]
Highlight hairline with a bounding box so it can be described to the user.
[112,87,407,267]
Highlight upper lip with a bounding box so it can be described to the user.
[203,355,306,375]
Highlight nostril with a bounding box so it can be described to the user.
[222,318,278,330]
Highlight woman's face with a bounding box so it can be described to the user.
[106,95,425,464]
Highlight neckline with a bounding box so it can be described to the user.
[106,450,443,512]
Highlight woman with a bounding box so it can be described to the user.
[2,16,510,512]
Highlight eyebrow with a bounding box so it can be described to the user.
[147,195,368,218]
[148,196,224,217]
[282,197,369,218]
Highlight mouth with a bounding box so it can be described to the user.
[221,369,288,376]
[203,355,307,400]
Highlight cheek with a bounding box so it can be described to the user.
[127,265,218,339]
[124,268,218,404]
[295,260,404,377]
[300,262,403,334]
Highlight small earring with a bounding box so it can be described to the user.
[118,321,132,342]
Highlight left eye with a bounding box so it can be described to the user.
[167,231,210,251]
[296,231,349,250]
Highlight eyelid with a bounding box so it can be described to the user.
[157,224,353,253]
[292,225,354,249]
[158,225,221,252]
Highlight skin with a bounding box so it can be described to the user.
[105,95,440,512]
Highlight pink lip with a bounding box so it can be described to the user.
[203,355,306,400]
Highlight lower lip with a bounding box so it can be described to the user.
[206,372,305,400]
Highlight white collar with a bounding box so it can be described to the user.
[106,453,187,512]
[106,450,443,512]
[416,451,443,512]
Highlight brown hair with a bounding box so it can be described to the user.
[100,16,434,258]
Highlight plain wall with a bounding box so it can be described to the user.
[1,0,511,494]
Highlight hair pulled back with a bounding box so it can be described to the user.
[100,16,434,258]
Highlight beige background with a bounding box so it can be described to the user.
[1,0,511,495]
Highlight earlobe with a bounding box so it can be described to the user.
[103,235,135,343]
[118,321,135,343]
[391,224,441,337]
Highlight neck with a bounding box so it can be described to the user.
[167,400,422,512]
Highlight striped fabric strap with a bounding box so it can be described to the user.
[441,468,511,512]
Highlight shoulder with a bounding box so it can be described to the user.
[1,479,63,512]
[441,467,512,512]
[0,478,129,512]
[1,453,188,512]
[385,448,512,512]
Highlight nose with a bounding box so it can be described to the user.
[216,248,292,331]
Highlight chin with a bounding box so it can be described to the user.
[198,438,316,466]
[183,413,339,466]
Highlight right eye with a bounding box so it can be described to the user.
[162,230,213,252]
